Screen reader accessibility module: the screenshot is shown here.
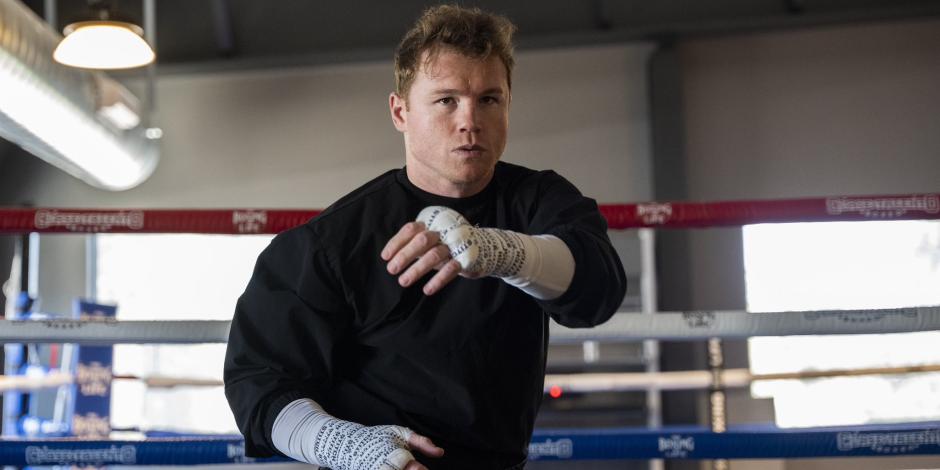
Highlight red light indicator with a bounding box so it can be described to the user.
[549,385,563,398]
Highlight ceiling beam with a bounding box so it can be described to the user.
[210,0,236,58]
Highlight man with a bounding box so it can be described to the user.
[224,5,626,470]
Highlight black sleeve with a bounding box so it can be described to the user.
[223,226,350,457]
[527,171,627,328]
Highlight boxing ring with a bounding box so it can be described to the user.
[1,193,939,465]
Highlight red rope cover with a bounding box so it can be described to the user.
[0,193,937,234]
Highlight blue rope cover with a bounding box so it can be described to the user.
[528,422,940,460]
[1,422,938,465]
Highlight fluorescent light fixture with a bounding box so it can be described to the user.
[0,0,158,191]
[0,51,157,189]
[53,20,155,70]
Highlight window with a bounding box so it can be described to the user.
[743,221,940,428]
[96,234,272,434]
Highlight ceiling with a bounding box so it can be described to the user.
[20,0,940,75]
[2,0,938,193]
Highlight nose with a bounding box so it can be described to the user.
[457,101,480,134]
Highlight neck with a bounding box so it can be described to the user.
[405,166,493,198]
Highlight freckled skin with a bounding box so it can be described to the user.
[389,50,510,198]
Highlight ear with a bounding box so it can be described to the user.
[390,92,408,132]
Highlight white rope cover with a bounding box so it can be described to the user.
[1,306,937,344]
[0,320,231,344]
[550,306,940,343]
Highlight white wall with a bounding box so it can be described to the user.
[681,18,940,200]
[3,43,653,208]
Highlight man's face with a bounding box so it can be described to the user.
[390,49,510,198]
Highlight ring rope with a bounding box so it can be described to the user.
[0,371,72,392]
[551,306,940,342]
[545,364,940,393]
[2,421,939,464]
[2,306,937,344]
[0,319,230,344]
[7,364,940,393]
[0,373,226,392]
[527,422,940,460]
[1,193,936,234]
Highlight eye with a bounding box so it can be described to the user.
[436,97,455,105]
[480,96,501,105]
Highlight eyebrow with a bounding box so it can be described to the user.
[431,88,505,96]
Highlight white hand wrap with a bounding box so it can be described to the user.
[272,398,415,470]
[417,206,575,300]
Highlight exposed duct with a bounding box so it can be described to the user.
[0,0,158,191]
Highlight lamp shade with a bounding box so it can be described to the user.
[53,20,155,69]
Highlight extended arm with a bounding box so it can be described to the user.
[381,171,625,327]
[382,207,574,299]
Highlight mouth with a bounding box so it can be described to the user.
[453,144,486,157]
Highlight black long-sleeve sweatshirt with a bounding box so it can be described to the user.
[224,162,627,469]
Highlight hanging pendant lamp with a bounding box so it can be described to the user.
[53,2,154,70]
